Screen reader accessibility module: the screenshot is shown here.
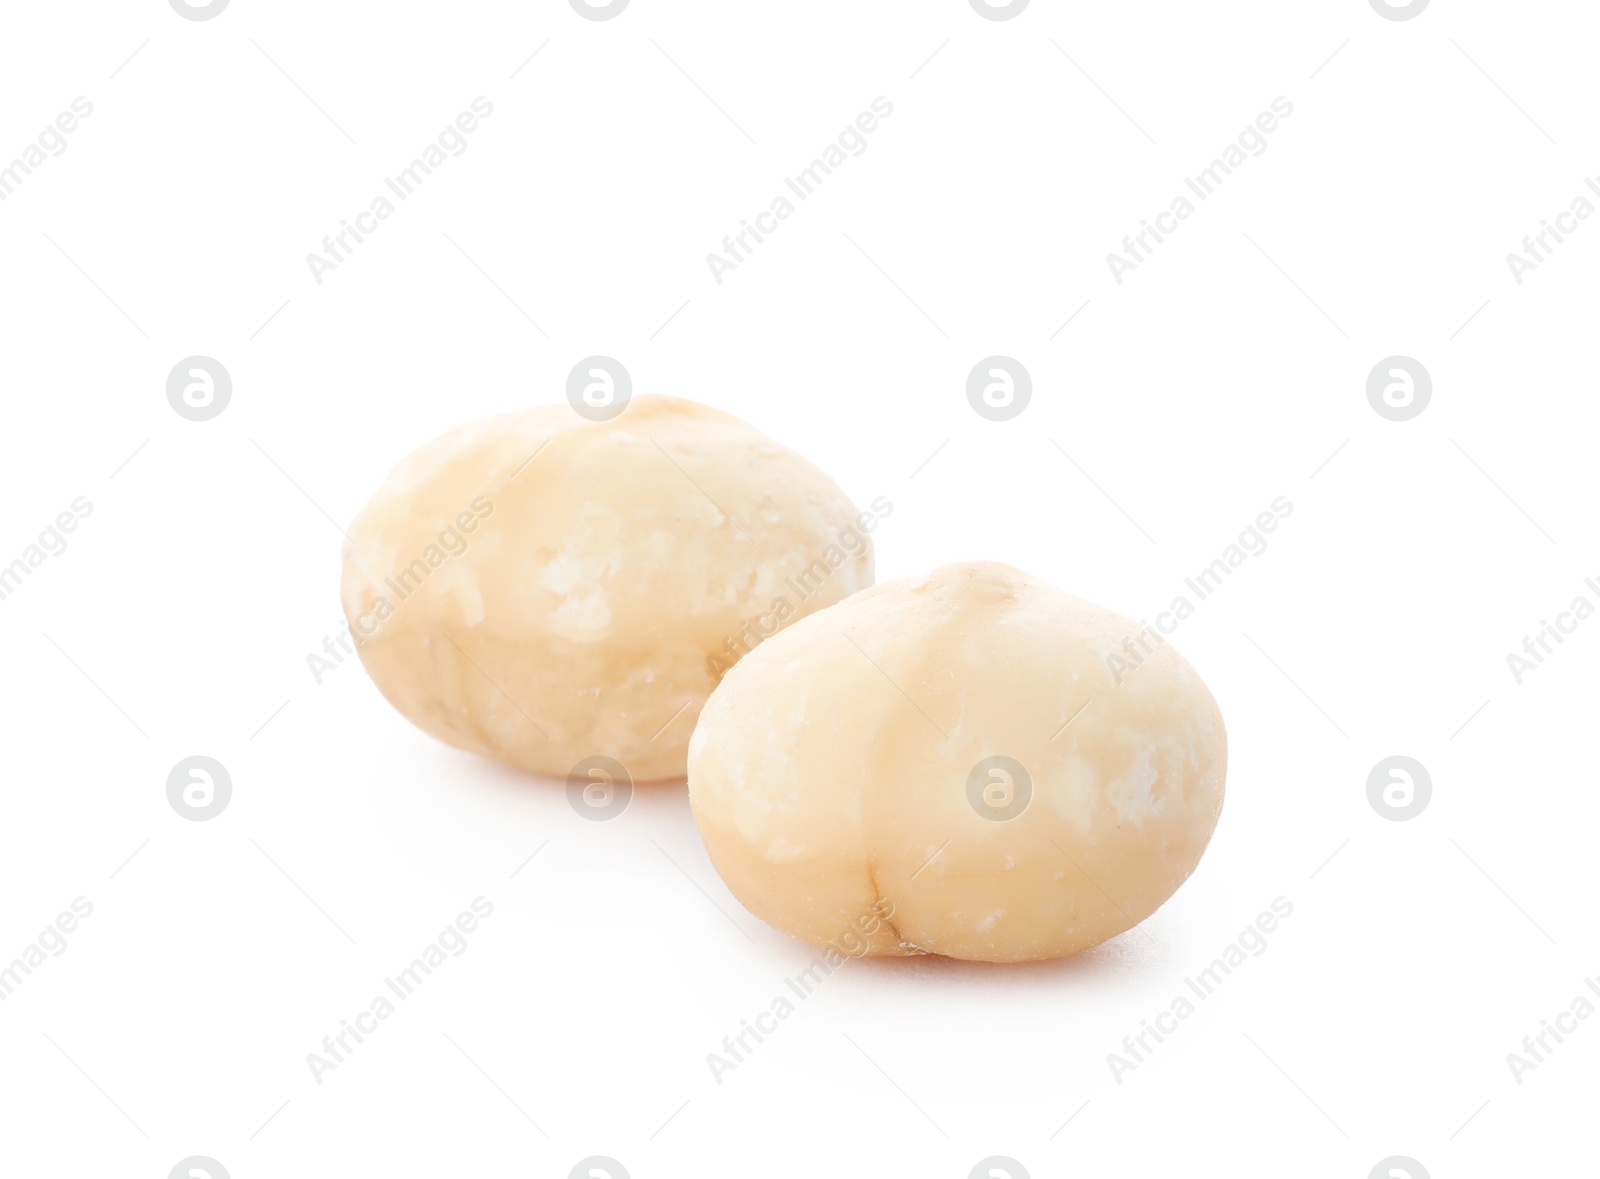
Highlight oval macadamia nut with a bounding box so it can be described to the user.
[341,396,876,782]
[687,561,1226,962]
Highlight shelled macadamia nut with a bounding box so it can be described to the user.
[341,396,880,782]
[687,561,1226,962]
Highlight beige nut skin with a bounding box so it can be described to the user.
[340,396,874,782]
[687,561,1227,962]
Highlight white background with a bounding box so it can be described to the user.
[1,1,1595,1176]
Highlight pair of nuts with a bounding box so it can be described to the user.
[342,396,1226,962]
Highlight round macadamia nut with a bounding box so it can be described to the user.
[341,396,877,782]
[687,561,1226,962]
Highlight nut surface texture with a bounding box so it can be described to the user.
[687,561,1226,961]
[341,396,874,781]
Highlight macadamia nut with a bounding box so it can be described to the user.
[687,561,1226,962]
[341,396,875,781]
